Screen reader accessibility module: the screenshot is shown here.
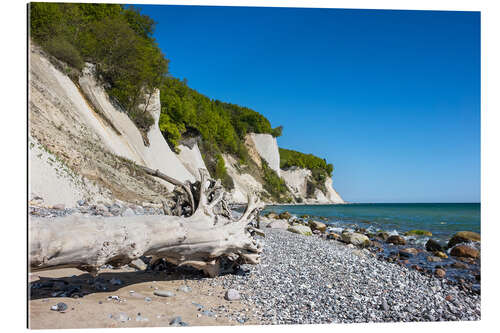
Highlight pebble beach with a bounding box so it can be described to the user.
[29,203,481,328]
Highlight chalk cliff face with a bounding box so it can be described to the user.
[228,133,345,204]
[247,133,281,176]
[280,167,344,204]
[29,43,344,206]
[29,45,193,206]
[176,138,208,180]
[78,63,195,189]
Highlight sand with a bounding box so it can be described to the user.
[29,267,259,329]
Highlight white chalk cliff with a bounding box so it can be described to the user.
[29,45,194,206]
[29,43,344,206]
[247,133,281,176]
[177,138,208,180]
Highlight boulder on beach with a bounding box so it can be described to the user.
[326,232,341,240]
[425,239,443,252]
[427,256,442,262]
[279,211,292,220]
[404,230,432,237]
[265,212,279,219]
[435,268,446,278]
[287,225,313,236]
[450,244,480,258]
[309,220,327,233]
[399,248,418,257]
[377,232,389,241]
[447,231,480,248]
[341,232,371,248]
[434,251,448,259]
[266,220,289,229]
[386,235,406,245]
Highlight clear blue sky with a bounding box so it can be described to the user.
[136,5,480,203]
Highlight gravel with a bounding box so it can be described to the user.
[209,229,480,324]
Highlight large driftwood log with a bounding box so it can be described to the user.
[29,170,264,277]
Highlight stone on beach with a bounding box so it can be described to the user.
[129,258,147,271]
[404,230,432,237]
[425,239,443,252]
[287,225,313,236]
[447,231,481,248]
[225,289,241,301]
[434,251,448,259]
[50,302,68,312]
[435,268,446,278]
[386,235,406,245]
[279,211,292,220]
[326,232,341,240]
[309,220,327,233]
[154,290,175,297]
[399,248,418,258]
[341,232,371,247]
[450,245,480,258]
[121,208,135,217]
[266,220,289,229]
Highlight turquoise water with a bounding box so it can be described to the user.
[262,203,480,243]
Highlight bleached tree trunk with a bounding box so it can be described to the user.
[29,170,264,277]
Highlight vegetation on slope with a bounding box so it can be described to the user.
[279,148,334,196]
[30,3,167,134]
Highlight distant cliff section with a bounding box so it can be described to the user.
[28,3,344,207]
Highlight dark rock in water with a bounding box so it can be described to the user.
[434,251,448,259]
[377,232,389,241]
[386,235,406,245]
[435,268,446,278]
[425,239,443,252]
[404,230,432,237]
[399,248,418,258]
[457,256,475,264]
[51,302,68,312]
[225,288,241,301]
[450,245,479,258]
[427,256,442,262]
[279,211,292,220]
[447,231,480,248]
[451,262,469,269]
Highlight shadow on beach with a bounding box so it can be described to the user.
[29,265,218,301]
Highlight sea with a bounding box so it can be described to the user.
[262,203,480,245]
